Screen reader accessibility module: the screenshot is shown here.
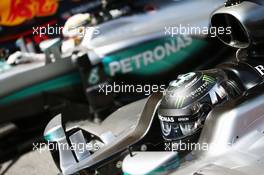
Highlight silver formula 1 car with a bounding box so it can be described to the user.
[44,0,264,174]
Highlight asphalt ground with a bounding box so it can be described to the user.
[0,149,59,175]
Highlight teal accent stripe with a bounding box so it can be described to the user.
[0,72,81,105]
[44,128,65,142]
[103,36,207,76]
[0,61,12,73]
[44,133,53,142]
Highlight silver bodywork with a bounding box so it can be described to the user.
[211,1,264,49]
[122,86,264,175]
[81,0,224,64]
[1,0,225,97]
[47,82,264,175]
[0,38,79,99]
[0,56,76,99]
[123,151,179,175]
[44,93,162,174]
[168,86,264,175]
[45,74,264,175]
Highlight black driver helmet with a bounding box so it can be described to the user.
[158,70,239,142]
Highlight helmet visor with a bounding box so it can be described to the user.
[158,113,203,141]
